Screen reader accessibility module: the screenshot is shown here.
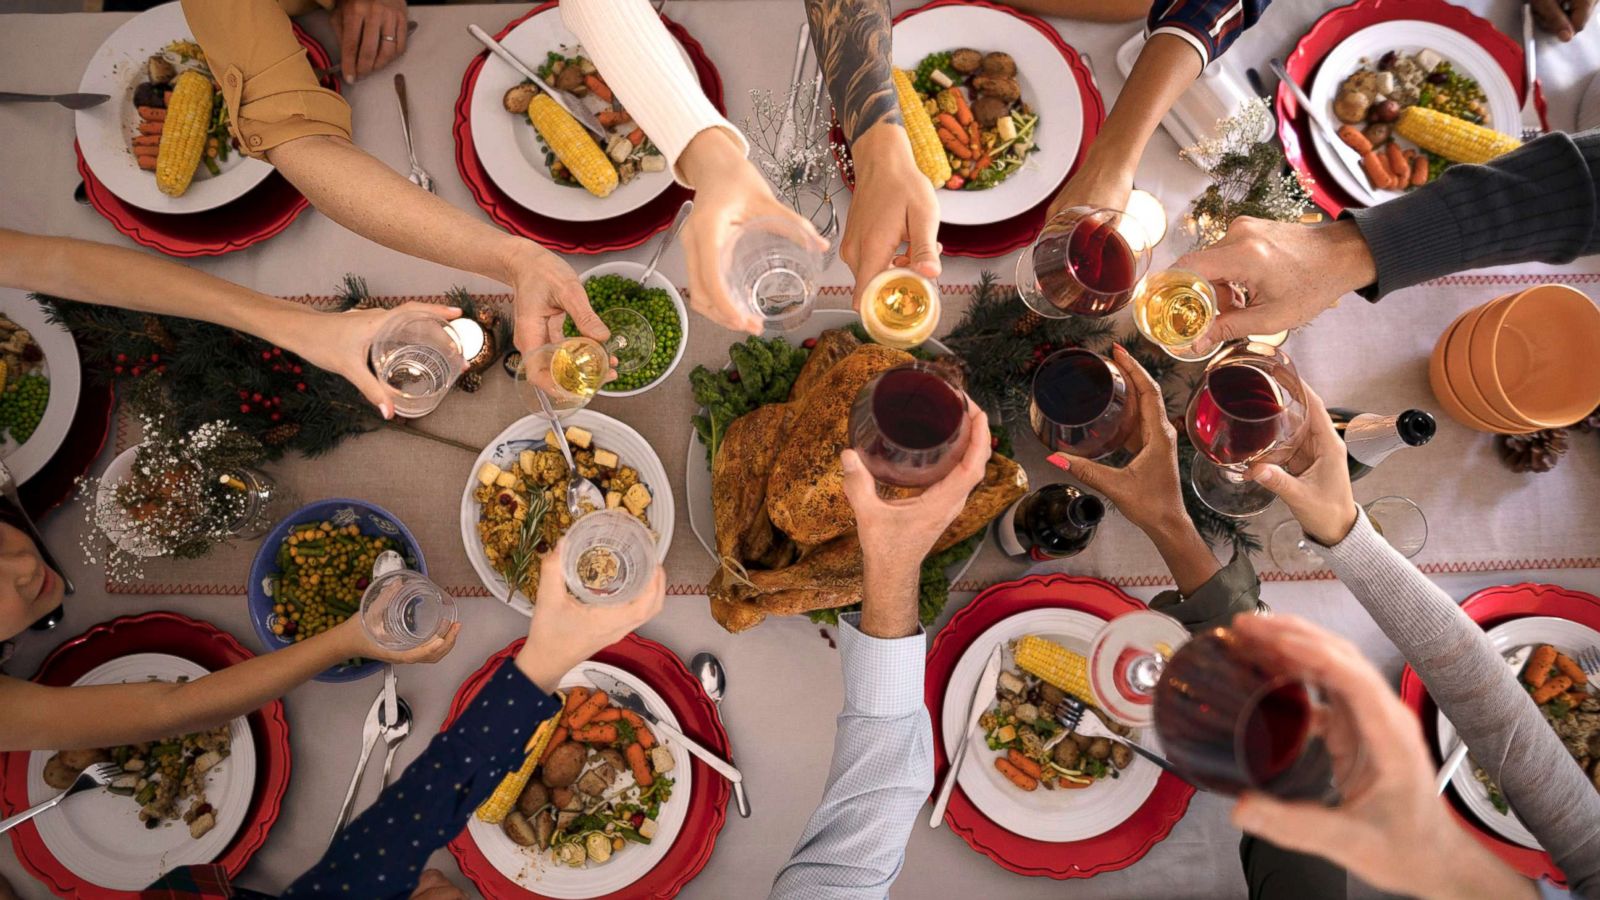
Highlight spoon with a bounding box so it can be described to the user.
[531,387,605,515]
[379,696,413,788]
[372,550,404,579]
[691,652,751,818]
[640,200,692,285]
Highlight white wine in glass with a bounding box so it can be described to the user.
[860,267,940,350]
[517,337,611,415]
[1133,268,1218,361]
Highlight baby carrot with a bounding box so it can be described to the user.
[1532,675,1573,704]
[936,112,964,136]
[538,730,569,764]
[1385,143,1411,185]
[1555,653,1587,686]
[625,742,653,787]
[938,128,972,159]
[1336,125,1372,154]
[620,710,655,749]
[995,756,1038,791]
[567,690,610,730]
[584,74,613,103]
[1525,645,1557,687]
[1006,749,1043,781]
[590,708,623,723]
[571,723,619,744]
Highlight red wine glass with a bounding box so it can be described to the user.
[848,362,970,488]
[1016,206,1153,319]
[1029,348,1136,460]
[1184,342,1307,517]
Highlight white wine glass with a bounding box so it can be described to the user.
[597,307,656,375]
[1132,268,1220,362]
[1269,496,1428,573]
[515,337,613,416]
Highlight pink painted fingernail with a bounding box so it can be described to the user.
[1046,453,1070,471]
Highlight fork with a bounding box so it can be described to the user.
[0,762,121,835]
[1520,5,1543,142]
[393,74,434,193]
[1047,695,1190,782]
[1578,646,1600,679]
[0,92,110,111]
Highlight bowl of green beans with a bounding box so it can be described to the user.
[565,262,688,397]
[247,499,425,682]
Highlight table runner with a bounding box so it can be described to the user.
[102,273,1600,602]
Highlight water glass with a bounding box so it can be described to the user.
[722,215,823,331]
[562,510,657,605]
[368,312,483,418]
[359,569,457,651]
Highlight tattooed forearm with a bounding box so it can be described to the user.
[805,0,901,144]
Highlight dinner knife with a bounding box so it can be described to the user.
[929,644,1001,828]
[1268,58,1374,199]
[582,669,746,789]
[0,459,73,595]
[467,24,608,141]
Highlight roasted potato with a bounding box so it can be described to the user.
[516,780,549,818]
[43,754,81,790]
[972,95,1011,128]
[1111,742,1134,769]
[951,48,982,74]
[539,742,586,788]
[971,75,1021,103]
[981,51,1016,77]
[503,810,539,847]
[503,84,538,115]
[555,65,587,95]
[1333,90,1371,124]
[1052,739,1082,770]
[1087,737,1112,760]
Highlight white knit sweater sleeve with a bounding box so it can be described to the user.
[560,0,750,185]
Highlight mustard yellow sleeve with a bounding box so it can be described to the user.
[182,0,351,160]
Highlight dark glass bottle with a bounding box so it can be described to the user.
[996,484,1105,561]
[1327,408,1436,481]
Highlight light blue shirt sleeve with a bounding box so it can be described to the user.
[1538,880,1575,900]
[769,613,932,900]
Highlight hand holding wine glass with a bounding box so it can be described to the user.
[1227,613,1539,900]
[1247,385,1361,547]
[514,540,666,694]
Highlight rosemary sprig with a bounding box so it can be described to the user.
[498,490,551,600]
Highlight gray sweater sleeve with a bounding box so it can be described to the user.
[1319,510,1600,897]
[1346,130,1600,299]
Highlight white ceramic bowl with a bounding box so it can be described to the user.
[577,260,689,398]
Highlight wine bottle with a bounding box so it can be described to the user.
[996,484,1106,561]
[1328,407,1436,481]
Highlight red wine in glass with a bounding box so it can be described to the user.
[1017,207,1151,318]
[1188,363,1292,467]
[1029,348,1134,460]
[1153,628,1332,799]
[1184,342,1308,518]
[849,363,969,487]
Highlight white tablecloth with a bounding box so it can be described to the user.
[1,2,1598,898]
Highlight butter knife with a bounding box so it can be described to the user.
[467,24,607,141]
[583,669,746,791]
[930,644,1001,828]
[1268,58,1373,200]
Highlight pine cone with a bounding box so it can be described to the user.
[458,371,484,393]
[261,422,302,447]
[1574,406,1600,433]
[1497,428,1568,473]
[142,315,176,351]
[1013,310,1044,335]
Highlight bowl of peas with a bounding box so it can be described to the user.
[246,498,426,682]
[564,261,688,397]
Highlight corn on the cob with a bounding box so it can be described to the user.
[527,93,617,198]
[474,709,563,824]
[1395,107,1520,165]
[891,68,952,188]
[155,70,214,197]
[1014,635,1092,702]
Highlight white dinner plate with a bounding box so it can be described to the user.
[890,5,1083,226]
[682,309,979,585]
[460,410,674,616]
[1435,616,1600,850]
[74,2,273,214]
[939,608,1160,843]
[1307,21,1520,208]
[467,7,686,222]
[25,653,255,890]
[465,661,692,898]
[0,291,80,485]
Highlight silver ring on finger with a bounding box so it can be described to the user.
[381,34,397,42]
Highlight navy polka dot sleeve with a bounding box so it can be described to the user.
[283,660,561,899]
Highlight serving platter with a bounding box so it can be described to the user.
[462,410,674,616]
[0,290,80,486]
[23,653,255,891]
[464,661,692,898]
[74,1,273,214]
[467,4,688,223]
[889,3,1083,227]
[1434,615,1600,850]
[939,608,1160,843]
[1306,21,1520,208]
[682,309,979,587]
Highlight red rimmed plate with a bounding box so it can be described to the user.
[1398,582,1600,888]
[926,574,1194,878]
[0,612,291,898]
[1278,0,1548,217]
[447,634,731,898]
[76,23,333,257]
[453,5,723,254]
[828,0,1104,258]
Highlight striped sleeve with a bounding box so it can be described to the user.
[1146,0,1271,68]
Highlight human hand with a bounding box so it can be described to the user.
[1045,345,1183,536]
[1246,384,1358,547]
[1044,147,1133,223]
[515,541,666,693]
[502,240,608,359]
[329,0,408,83]
[286,301,458,419]
[1530,0,1595,40]
[1228,613,1537,900]
[332,613,460,665]
[678,129,825,334]
[409,868,466,900]
[841,401,989,637]
[841,123,942,310]
[1177,218,1377,354]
